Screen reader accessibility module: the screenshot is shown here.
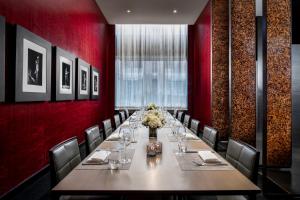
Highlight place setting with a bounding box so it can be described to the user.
[77,125,136,170]
[174,149,234,171]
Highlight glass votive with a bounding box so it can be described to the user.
[109,159,120,170]
[154,141,162,154]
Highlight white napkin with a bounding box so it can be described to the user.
[198,151,221,163]
[130,116,137,120]
[86,150,111,164]
[106,133,122,141]
[185,132,199,140]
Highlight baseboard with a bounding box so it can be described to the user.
[0,165,50,200]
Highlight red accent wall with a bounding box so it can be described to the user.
[0,0,115,195]
[188,1,212,129]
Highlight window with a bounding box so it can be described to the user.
[115,24,188,108]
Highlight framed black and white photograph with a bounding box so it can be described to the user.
[0,16,5,102]
[15,25,51,102]
[90,66,99,100]
[53,47,75,101]
[76,58,90,100]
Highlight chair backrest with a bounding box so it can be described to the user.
[177,111,183,122]
[226,139,260,183]
[202,126,218,149]
[124,109,130,119]
[190,119,200,135]
[49,137,81,186]
[85,125,103,154]
[114,114,121,129]
[183,114,190,127]
[103,119,113,138]
[120,111,126,123]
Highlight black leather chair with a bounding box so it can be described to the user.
[114,114,121,129]
[124,109,130,119]
[49,137,115,200]
[177,111,183,122]
[49,137,81,186]
[85,125,103,155]
[216,139,260,200]
[120,111,126,123]
[102,119,113,138]
[190,119,200,136]
[225,139,260,183]
[202,126,218,150]
[188,139,260,200]
[183,114,191,128]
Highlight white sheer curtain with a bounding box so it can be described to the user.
[115,24,188,108]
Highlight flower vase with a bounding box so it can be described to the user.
[149,128,157,138]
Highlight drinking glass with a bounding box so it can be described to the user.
[176,125,187,155]
[108,149,121,170]
[119,126,132,164]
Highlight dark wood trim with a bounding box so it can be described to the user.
[0,16,5,103]
[0,165,49,200]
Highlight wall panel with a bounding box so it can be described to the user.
[266,0,292,167]
[211,0,229,140]
[231,0,256,145]
[188,1,212,128]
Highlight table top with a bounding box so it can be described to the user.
[52,114,260,195]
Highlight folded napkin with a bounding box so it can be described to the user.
[185,133,199,140]
[106,133,122,141]
[198,151,221,163]
[86,150,111,164]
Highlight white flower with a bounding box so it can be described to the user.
[142,110,166,129]
[146,103,158,111]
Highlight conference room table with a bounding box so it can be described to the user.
[52,112,260,198]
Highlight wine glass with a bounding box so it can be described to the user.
[119,126,132,164]
[129,118,138,142]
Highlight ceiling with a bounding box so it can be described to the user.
[95,0,209,25]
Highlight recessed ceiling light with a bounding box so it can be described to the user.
[173,9,178,14]
[126,9,131,13]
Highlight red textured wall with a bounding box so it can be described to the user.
[188,1,212,129]
[0,0,115,195]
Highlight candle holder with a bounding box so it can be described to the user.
[146,141,162,156]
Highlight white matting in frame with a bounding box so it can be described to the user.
[92,70,99,96]
[79,64,88,95]
[22,38,46,93]
[59,56,73,94]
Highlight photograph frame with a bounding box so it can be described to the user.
[76,58,90,100]
[90,66,99,100]
[15,25,51,102]
[0,16,5,102]
[53,47,76,101]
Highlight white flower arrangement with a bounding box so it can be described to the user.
[142,110,166,129]
[146,103,158,111]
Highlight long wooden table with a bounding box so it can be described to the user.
[52,114,260,197]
